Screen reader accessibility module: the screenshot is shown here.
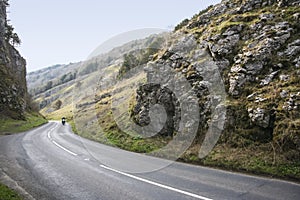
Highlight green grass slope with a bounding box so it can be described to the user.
[0,183,22,200]
[0,112,47,135]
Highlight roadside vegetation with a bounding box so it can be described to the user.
[0,183,22,200]
[0,112,47,135]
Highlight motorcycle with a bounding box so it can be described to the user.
[62,117,66,125]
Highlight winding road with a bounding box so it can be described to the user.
[0,121,299,200]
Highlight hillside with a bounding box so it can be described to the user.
[29,0,300,180]
[0,0,46,134]
[27,33,167,114]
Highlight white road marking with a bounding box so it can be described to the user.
[47,122,78,156]
[47,123,58,139]
[48,121,211,199]
[100,165,213,200]
[52,140,78,156]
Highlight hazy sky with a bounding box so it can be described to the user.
[8,0,221,72]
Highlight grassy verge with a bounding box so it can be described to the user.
[43,100,300,181]
[0,112,47,198]
[0,112,48,135]
[71,105,300,181]
[0,183,22,200]
[45,106,300,181]
[179,144,300,182]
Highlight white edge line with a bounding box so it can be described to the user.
[52,140,78,156]
[100,165,213,200]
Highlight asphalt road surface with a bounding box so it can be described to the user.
[0,121,299,200]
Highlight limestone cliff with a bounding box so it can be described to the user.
[0,0,27,119]
[131,0,300,177]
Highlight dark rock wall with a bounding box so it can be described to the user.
[0,0,27,119]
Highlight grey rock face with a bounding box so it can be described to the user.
[0,1,27,119]
[282,92,300,111]
[280,90,288,98]
[279,39,300,58]
[260,71,279,86]
[132,33,225,137]
[186,0,299,98]
[279,74,290,82]
[227,20,294,96]
[0,1,7,41]
[133,83,179,137]
[248,107,270,128]
[131,0,300,141]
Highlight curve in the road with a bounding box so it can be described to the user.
[46,122,212,200]
[0,121,299,200]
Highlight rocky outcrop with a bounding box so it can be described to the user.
[133,83,179,137]
[133,0,300,156]
[0,0,27,119]
[132,36,224,143]
[190,0,300,98]
[181,0,300,145]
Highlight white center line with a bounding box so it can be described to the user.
[100,165,213,200]
[47,122,78,156]
[47,123,58,139]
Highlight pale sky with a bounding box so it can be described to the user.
[8,0,221,72]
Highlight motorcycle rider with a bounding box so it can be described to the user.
[62,117,66,125]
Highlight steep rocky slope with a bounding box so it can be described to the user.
[0,0,46,134]
[98,0,300,179]
[0,0,27,119]
[167,0,300,178]
[136,0,299,178]
[29,0,300,179]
